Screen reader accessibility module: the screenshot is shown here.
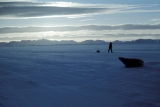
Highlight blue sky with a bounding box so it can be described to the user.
[0,0,160,42]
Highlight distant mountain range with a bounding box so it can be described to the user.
[0,39,159,46]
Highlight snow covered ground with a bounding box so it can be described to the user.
[0,43,160,107]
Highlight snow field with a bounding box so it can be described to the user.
[0,44,160,107]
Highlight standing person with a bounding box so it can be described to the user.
[108,42,112,52]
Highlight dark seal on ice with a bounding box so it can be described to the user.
[119,57,144,67]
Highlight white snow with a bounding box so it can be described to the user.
[0,43,160,107]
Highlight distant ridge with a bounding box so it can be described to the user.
[0,39,159,46]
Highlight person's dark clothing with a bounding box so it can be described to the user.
[108,42,112,52]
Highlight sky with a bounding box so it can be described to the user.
[0,0,160,42]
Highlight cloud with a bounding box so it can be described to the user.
[0,31,159,42]
[150,19,160,22]
[0,1,159,19]
[0,2,109,18]
[1,24,160,34]
[0,23,160,42]
[0,0,33,2]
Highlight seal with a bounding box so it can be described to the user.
[119,57,144,67]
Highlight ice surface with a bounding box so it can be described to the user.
[0,44,160,107]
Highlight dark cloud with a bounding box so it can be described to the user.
[0,24,160,34]
[0,6,105,17]
[0,1,113,18]
[0,1,160,19]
